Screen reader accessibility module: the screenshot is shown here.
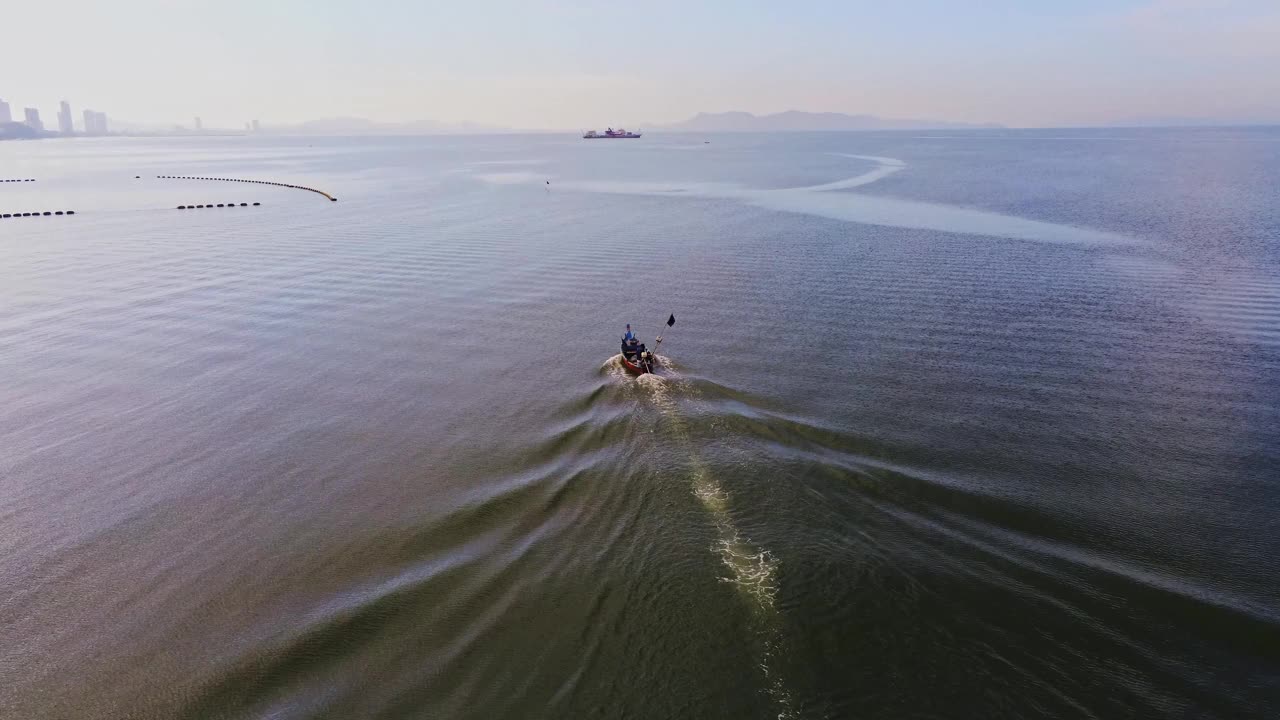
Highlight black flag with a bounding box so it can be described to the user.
[667,314,676,327]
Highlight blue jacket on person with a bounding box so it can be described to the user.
[623,325,635,342]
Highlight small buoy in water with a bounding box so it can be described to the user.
[240,203,248,206]
[252,202,260,206]
[42,211,51,216]
[55,211,64,215]
[66,210,75,215]
[178,206,186,209]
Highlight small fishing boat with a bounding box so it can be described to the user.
[620,344,657,374]
[618,314,675,375]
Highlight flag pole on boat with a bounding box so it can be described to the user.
[649,314,676,371]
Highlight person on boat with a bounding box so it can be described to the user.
[621,324,637,357]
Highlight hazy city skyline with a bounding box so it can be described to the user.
[4,0,1280,130]
[0,92,271,137]
[0,93,111,136]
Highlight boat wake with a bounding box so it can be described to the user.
[797,153,906,192]
[479,153,1134,246]
[600,353,641,382]
[472,171,546,185]
[600,353,682,381]
[638,367,798,719]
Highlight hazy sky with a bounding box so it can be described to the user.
[6,0,1279,129]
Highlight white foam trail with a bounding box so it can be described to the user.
[637,369,797,719]
[544,154,1133,247]
[797,154,907,192]
[642,376,782,615]
[601,354,644,384]
[754,189,1131,245]
[466,159,547,166]
[473,171,547,185]
[911,135,1132,141]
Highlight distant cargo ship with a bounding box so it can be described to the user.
[583,127,642,139]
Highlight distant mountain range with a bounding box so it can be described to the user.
[650,111,1003,132]
[265,117,509,135]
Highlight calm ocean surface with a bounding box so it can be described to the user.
[2,129,1278,719]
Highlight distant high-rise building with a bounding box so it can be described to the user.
[252,119,260,133]
[58,100,74,135]
[23,108,43,132]
[0,99,11,124]
[82,109,108,135]
[194,117,202,131]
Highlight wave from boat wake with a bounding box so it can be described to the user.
[631,367,799,720]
